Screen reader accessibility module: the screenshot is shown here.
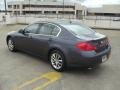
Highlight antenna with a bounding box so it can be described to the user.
[69,19,72,24]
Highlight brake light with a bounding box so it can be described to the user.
[106,38,110,45]
[76,42,96,51]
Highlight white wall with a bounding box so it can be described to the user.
[85,16,120,20]
[88,5,120,14]
[5,15,120,30]
[83,20,120,29]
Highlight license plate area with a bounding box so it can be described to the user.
[102,55,108,62]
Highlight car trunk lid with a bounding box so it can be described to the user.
[76,33,109,53]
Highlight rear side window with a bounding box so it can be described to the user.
[38,23,60,36]
[62,24,95,36]
[51,26,60,36]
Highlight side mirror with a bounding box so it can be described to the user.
[19,29,25,34]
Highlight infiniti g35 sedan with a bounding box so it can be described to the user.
[6,20,111,71]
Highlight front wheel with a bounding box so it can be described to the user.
[7,38,16,52]
[49,50,66,72]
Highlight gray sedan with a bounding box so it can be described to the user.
[6,20,111,72]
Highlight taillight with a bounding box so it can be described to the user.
[76,42,96,51]
[106,38,110,45]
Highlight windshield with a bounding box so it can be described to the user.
[62,24,95,36]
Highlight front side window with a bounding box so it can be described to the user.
[24,24,39,34]
[38,23,60,36]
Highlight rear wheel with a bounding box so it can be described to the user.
[7,38,16,52]
[49,50,66,72]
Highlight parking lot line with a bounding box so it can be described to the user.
[14,72,62,90]
[33,72,62,90]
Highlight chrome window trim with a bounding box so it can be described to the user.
[21,22,61,37]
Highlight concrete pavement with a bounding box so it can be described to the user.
[0,24,120,90]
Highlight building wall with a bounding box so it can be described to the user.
[7,1,120,21]
[7,1,87,19]
[88,5,120,15]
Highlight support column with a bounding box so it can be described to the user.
[12,5,14,15]
[20,3,23,15]
[42,10,44,14]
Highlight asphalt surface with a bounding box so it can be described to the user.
[0,24,120,90]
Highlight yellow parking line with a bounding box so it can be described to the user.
[33,72,61,90]
[14,72,62,90]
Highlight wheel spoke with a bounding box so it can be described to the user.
[57,63,62,68]
[51,56,55,60]
[51,53,63,70]
[58,59,63,62]
[8,39,14,51]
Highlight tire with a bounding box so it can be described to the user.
[7,38,16,52]
[49,50,66,72]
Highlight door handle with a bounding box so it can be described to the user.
[28,35,32,39]
[48,38,52,42]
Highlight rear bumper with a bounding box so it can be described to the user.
[67,46,111,67]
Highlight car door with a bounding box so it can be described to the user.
[16,23,40,52]
[31,23,60,58]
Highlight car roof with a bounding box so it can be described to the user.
[35,19,82,25]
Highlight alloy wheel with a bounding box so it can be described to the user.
[50,53,63,70]
[8,39,14,51]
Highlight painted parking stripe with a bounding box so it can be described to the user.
[14,72,62,90]
[33,72,62,90]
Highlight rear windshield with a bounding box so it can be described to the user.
[62,24,95,36]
